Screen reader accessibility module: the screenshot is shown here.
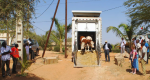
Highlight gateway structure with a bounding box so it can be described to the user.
[72,10,102,67]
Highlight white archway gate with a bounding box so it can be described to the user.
[16,11,23,59]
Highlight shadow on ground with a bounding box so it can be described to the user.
[126,69,143,75]
[0,55,44,80]
[0,73,44,80]
[146,70,150,74]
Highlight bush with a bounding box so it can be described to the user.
[54,46,60,52]
[62,47,65,52]
[54,46,65,52]
[46,47,53,51]
[58,52,65,55]
[112,49,120,53]
[39,46,43,50]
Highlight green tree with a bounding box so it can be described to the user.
[67,37,72,42]
[0,0,40,44]
[124,0,150,34]
[0,19,16,45]
[107,23,137,49]
[46,18,72,52]
[38,35,52,50]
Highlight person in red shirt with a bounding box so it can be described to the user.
[10,44,19,74]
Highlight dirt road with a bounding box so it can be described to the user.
[1,50,150,80]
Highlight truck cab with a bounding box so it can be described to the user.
[23,39,40,55]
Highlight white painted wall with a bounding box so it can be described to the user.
[0,33,15,45]
[72,17,102,52]
[77,23,96,31]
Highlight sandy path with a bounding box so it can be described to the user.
[1,50,150,80]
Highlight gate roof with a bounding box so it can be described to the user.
[72,10,102,17]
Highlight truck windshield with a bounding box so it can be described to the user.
[0,40,5,44]
[23,39,36,44]
[148,34,150,39]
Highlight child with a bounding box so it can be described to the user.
[25,42,29,60]
[130,44,137,74]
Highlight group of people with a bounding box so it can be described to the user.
[0,38,34,78]
[130,37,149,75]
[103,37,149,76]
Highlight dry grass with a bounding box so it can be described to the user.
[76,50,98,66]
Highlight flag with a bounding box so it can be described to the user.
[141,26,143,29]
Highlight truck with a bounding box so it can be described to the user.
[72,10,102,67]
[23,39,40,56]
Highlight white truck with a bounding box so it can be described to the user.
[72,11,102,67]
[137,33,150,43]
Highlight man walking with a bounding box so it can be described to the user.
[103,41,112,62]
[141,40,147,76]
[121,38,126,54]
[0,41,11,77]
[145,41,149,64]
[10,44,19,74]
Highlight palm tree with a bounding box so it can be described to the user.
[47,18,72,52]
[107,23,137,49]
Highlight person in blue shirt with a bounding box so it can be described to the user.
[145,41,149,64]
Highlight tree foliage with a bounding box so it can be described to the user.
[67,37,72,42]
[0,0,40,44]
[124,0,150,34]
[0,0,39,21]
[46,18,72,52]
[107,23,137,49]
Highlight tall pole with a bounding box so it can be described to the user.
[42,0,60,57]
[65,0,68,58]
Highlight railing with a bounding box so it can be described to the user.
[95,42,101,65]
[72,41,78,66]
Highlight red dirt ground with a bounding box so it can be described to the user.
[1,50,150,80]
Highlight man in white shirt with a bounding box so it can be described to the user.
[134,37,137,46]
[103,41,112,62]
[139,37,143,44]
[0,41,11,77]
[121,38,126,54]
[25,42,29,60]
[141,40,147,76]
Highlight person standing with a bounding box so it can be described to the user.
[0,42,2,68]
[134,37,137,46]
[139,37,143,44]
[145,41,149,64]
[28,38,34,60]
[141,40,147,76]
[103,41,112,62]
[130,44,137,74]
[25,42,29,60]
[120,38,126,54]
[0,41,11,77]
[136,40,141,71]
[10,44,19,74]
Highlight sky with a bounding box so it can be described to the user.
[31,0,129,44]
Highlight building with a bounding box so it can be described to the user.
[0,33,15,45]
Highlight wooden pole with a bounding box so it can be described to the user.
[42,0,60,57]
[65,0,68,58]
